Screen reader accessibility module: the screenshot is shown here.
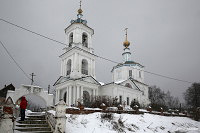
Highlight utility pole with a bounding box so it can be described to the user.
[30,73,36,85]
[48,85,50,94]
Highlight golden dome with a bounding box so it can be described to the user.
[78,8,83,14]
[123,40,130,48]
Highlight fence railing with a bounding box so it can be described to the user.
[46,111,56,132]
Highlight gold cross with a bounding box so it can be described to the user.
[80,0,82,9]
[125,28,128,40]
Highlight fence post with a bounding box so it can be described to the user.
[54,100,66,133]
[0,97,15,133]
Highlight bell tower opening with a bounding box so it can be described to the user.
[82,32,88,47]
[69,32,73,47]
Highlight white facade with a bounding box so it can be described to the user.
[6,84,54,106]
[54,7,150,107]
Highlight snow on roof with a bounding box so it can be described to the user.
[48,110,55,116]
[99,82,105,85]
[114,80,125,84]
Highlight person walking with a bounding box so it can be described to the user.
[20,96,27,121]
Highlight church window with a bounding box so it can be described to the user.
[69,33,73,47]
[83,91,90,107]
[127,97,129,105]
[66,59,72,75]
[82,33,88,47]
[63,92,67,103]
[81,59,88,75]
[125,83,132,88]
[129,70,132,77]
[139,71,141,78]
[119,95,122,104]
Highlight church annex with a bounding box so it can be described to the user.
[54,4,150,107]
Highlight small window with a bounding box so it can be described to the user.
[129,70,132,77]
[139,71,141,78]
[127,97,129,105]
[119,95,122,104]
[125,83,132,88]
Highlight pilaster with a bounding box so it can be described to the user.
[69,86,72,106]
[76,85,80,105]
[80,86,83,104]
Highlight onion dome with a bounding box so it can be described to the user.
[123,40,130,48]
[123,28,130,48]
[78,8,83,14]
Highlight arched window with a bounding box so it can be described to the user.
[81,59,88,75]
[69,33,73,47]
[83,91,90,107]
[66,59,71,75]
[125,83,132,88]
[63,92,67,103]
[82,33,88,47]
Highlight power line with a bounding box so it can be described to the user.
[0,40,31,80]
[0,18,66,46]
[0,40,40,86]
[0,18,193,84]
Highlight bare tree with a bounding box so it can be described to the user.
[184,83,200,108]
[149,86,180,111]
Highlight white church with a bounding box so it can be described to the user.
[54,5,150,107]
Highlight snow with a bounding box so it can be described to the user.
[84,108,101,111]
[99,82,105,85]
[114,80,125,84]
[25,109,32,116]
[64,112,200,133]
[66,106,80,110]
[48,110,55,116]
[139,109,149,113]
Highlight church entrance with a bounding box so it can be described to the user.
[83,91,90,107]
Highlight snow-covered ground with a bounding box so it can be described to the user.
[48,110,200,133]
[65,113,199,133]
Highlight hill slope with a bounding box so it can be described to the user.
[65,113,200,133]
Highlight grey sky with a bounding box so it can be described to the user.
[0,0,200,102]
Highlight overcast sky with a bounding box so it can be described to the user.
[0,0,200,102]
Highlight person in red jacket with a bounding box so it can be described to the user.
[20,96,27,121]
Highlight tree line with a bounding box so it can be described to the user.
[149,82,200,120]
[148,86,180,111]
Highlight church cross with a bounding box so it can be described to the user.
[79,0,82,9]
[125,28,128,40]
[30,73,36,85]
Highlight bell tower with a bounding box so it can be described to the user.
[60,1,96,79]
